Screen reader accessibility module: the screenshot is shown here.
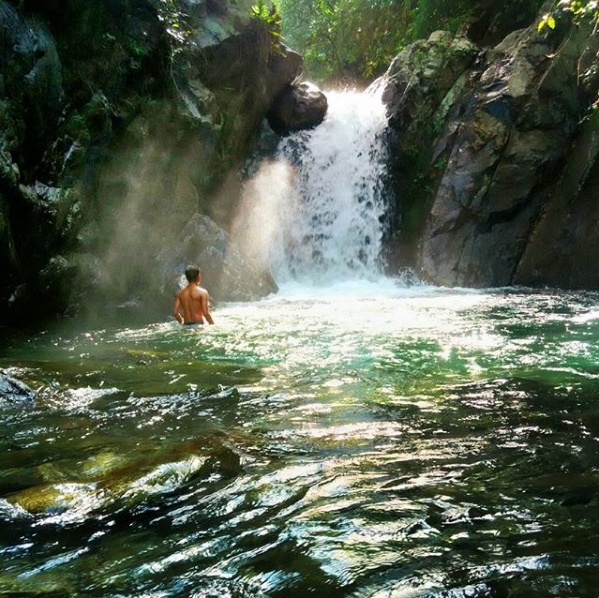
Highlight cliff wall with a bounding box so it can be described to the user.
[0,0,301,325]
[381,1,599,289]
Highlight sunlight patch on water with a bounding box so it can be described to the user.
[286,422,405,442]
[123,456,207,499]
[59,386,120,411]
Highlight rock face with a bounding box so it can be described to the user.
[381,8,599,289]
[159,213,277,304]
[0,1,75,320]
[267,81,328,134]
[0,0,303,326]
[6,0,599,328]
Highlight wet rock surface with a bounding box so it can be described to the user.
[0,0,300,325]
[0,369,35,405]
[382,15,599,288]
[159,213,278,303]
[267,81,328,135]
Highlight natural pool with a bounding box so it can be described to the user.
[2,282,599,597]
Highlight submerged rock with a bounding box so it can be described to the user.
[7,431,250,517]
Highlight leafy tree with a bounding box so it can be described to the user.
[274,0,411,83]
[276,0,473,83]
[273,0,545,84]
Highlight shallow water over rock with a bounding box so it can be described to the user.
[2,282,599,597]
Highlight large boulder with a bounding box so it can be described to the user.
[0,1,64,169]
[159,213,278,304]
[0,369,35,406]
[380,30,479,272]
[267,81,328,135]
[0,0,303,326]
[0,0,72,321]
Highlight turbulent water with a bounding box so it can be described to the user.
[233,88,389,284]
[3,90,599,597]
[2,284,599,597]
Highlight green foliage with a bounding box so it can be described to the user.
[558,0,599,18]
[152,0,193,45]
[407,0,473,40]
[252,0,280,28]
[251,0,283,51]
[273,0,546,84]
[539,0,599,31]
[274,0,413,83]
[538,13,556,31]
[275,0,460,82]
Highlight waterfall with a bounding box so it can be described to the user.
[234,85,390,286]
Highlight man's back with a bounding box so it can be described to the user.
[176,284,207,324]
[173,266,215,325]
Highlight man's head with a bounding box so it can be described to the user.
[184,265,201,283]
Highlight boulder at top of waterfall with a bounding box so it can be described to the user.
[267,82,328,135]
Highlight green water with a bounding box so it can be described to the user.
[2,283,599,597]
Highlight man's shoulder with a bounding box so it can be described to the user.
[189,284,207,298]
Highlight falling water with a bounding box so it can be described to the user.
[234,85,390,285]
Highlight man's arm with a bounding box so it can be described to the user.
[173,295,184,324]
[202,292,215,325]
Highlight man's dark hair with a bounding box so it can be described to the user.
[185,265,200,283]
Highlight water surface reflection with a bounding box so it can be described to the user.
[2,285,599,596]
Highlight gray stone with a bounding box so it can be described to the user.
[267,81,328,135]
[0,0,301,325]
[159,213,277,303]
[0,369,35,404]
[381,13,599,289]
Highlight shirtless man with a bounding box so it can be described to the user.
[173,265,215,325]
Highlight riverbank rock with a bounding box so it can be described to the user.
[267,81,328,134]
[0,369,35,404]
[0,1,75,322]
[382,8,599,288]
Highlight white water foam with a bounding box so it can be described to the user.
[234,86,390,288]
